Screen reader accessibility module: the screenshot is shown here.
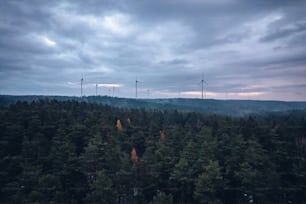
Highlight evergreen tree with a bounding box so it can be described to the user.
[85,170,117,203]
[194,160,224,204]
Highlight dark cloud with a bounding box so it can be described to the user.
[261,22,306,42]
[0,0,306,101]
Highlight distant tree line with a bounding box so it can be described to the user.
[2,95,306,116]
[0,100,306,203]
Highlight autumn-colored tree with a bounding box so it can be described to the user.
[116,119,122,130]
[131,147,139,164]
[159,130,165,142]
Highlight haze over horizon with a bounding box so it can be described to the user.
[1,1,306,101]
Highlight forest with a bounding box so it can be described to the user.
[1,99,306,204]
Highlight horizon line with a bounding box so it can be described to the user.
[1,94,306,103]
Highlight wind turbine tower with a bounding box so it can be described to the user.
[81,74,84,97]
[136,79,139,98]
[95,83,98,96]
[201,74,208,99]
[147,89,150,98]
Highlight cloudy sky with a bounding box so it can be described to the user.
[1,0,306,101]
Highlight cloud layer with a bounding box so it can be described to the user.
[0,0,306,101]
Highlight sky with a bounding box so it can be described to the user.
[0,0,306,101]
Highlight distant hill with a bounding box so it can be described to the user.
[1,95,306,116]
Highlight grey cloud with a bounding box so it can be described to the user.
[284,31,306,48]
[261,22,306,42]
[249,53,306,69]
[0,0,306,100]
[159,59,189,65]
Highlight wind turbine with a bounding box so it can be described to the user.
[95,83,98,96]
[81,74,84,97]
[201,74,208,99]
[136,78,139,98]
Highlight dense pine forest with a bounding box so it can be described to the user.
[1,100,306,204]
[2,95,306,116]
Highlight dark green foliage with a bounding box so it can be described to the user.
[194,160,224,204]
[0,99,306,203]
[85,170,117,204]
[1,95,306,116]
[149,191,173,204]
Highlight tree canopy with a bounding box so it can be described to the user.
[0,99,306,203]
